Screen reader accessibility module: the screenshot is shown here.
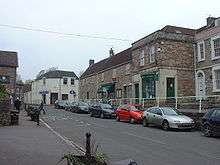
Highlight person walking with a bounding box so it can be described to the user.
[39,101,46,115]
[14,97,21,112]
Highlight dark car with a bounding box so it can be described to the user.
[64,101,75,111]
[54,100,69,109]
[71,101,90,113]
[201,108,220,137]
[90,103,116,119]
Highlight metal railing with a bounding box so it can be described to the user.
[81,95,220,113]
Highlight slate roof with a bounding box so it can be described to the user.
[161,25,196,36]
[36,70,79,80]
[0,50,18,67]
[80,48,132,78]
[196,17,220,33]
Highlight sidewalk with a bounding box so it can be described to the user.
[0,110,79,165]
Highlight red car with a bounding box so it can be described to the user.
[116,104,144,123]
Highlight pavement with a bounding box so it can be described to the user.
[0,110,79,165]
[42,107,220,165]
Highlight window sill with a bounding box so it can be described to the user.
[213,88,220,92]
[198,59,205,62]
[212,56,220,61]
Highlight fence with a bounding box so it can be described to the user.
[83,95,220,113]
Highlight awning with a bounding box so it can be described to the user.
[141,72,159,81]
[97,83,115,93]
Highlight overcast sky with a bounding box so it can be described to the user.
[0,0,219,81]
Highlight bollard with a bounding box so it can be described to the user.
[85,132,91,158]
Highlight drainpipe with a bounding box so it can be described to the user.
[193,43,197,97]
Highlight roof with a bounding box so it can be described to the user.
[36,70,79,80]
[161,25,196,36]
[196,17,220,33]
[132,25,196,45]
[81,48,132,78]
[0,50,18,67]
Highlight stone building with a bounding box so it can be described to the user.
[80,48,132,100]
[25,70,79,104]
[0,50,18,126]
[131,25,196,102]
[195,17,220,97]
[0,51,18,97]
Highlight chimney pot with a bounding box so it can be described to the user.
[89,59,94,67]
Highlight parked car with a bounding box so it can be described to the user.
[115,104,144,123]
[201,108,220,137]
[64,101,75,111]
[90,103,116,119]
[142,107,195,130]
[54,100,69,109]
[71,101,90,113]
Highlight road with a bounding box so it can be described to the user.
[42,107,220,165]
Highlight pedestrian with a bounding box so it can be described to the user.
[14,97,21,112]
[35,107,40,126]
[39,101,46,115]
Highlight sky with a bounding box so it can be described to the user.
[0,0,219,81]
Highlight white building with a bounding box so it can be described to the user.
[25,70,79,105]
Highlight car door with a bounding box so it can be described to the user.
[124,106,131,121]
[153,108,163,126]
[146,108,156,124]
[211,110,220,130]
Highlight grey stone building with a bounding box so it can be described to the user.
[79,48,132,100]
[195,17,220,97]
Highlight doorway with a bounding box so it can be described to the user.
[166,77,175,98]
[50,93,58,104]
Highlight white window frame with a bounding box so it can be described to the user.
[197,41,205,62]
[63,77,68,85]
[139,50,145,66]
[149,46,156,63]
[212,65,220,92]
[211,35,220,60]
[101,73,104,82]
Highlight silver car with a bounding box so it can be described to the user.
[142,107,195,130]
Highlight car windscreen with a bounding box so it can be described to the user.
[101,104,113,109]
[78,102,88,106]
[162,108,181,115]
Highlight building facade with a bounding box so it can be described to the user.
[195,17,220,97]
[0,51,18,98]
[25,70,79,104]
[131,25,196,101]
[79,48,132,100]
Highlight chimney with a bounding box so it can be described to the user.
[109,48,114,57]
[207,17,216,26]
[89,59,94,67]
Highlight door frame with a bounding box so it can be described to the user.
[196,70,206,98]
[166,77,176,99]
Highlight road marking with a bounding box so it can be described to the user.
[122,131,166,145]
[40,119,86,154]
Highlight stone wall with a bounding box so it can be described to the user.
[0,111,11,126]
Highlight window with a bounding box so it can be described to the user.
[116,89,122,98]
[63,78,68,85]
[211,36,220,60]
[125,64,131,75]
[149,46,156,63]
[112,69,116,78]
[197,42,205,61]
[124,85,132,98]
[71,78,75,85]
[142,79,156,99]
[212,66,220,92]
[139,50,145,66]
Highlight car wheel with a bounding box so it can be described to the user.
[202,124,212,137]
[142,118,149,127]
[162,120,170,131]
[100,113,105,119]
[116,116,120,122]
[130,118,135,124]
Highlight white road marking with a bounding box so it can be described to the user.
[40,119,86,154]
[122,131,166,145]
